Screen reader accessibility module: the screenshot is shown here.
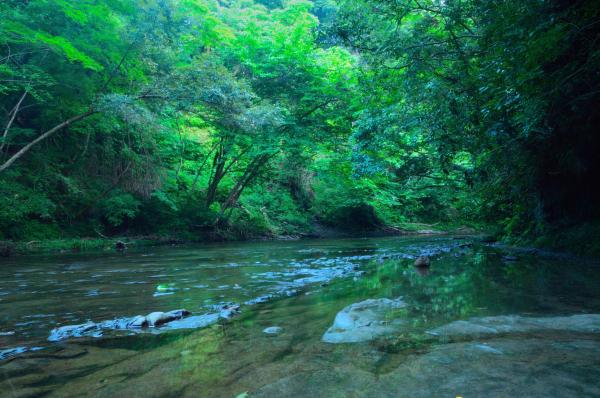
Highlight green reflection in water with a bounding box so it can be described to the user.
[1,237,600,397]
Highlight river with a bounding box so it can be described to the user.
[1,236,600,397]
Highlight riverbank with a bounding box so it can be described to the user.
[0,237,165,257]
[0,222,484,257]
[3,222,599,259]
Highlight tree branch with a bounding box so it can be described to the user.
[1,90,28,154]
[0,109,96,173]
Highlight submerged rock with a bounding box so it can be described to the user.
[245,294,274,305]
[48,322,98,341]
[322,298,407,343]
[263,326,283,335]
[0,346,27,360]
[428,314,600,338]
[379,240,475,263]
[253,339,600,398]
[0,346,44,361]
[213,303,241,318]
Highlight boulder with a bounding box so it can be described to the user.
[322,298,407,343]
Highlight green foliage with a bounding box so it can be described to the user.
[0,179,56,239]
[100,193,141,227]
[1,0,597,253]
[241,185,311,234]
[332,0,600,245]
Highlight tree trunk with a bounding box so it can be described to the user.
[220,153,272,215]
[190,142,219,193]
[205,142,252,207]
[205,142,226,207]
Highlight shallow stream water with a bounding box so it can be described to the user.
[1,236,600,397]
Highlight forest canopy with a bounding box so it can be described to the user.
[1,0,599,251]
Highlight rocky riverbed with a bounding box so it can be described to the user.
[1,236,600,397]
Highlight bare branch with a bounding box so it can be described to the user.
[0,91,28,154]
[0,109,96,173]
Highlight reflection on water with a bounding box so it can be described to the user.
[1,236,600,397]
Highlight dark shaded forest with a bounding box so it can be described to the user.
[1,0,599,254]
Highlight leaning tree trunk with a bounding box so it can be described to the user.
[204,142,252,207]
[205,142,226,207]
[220,153,272,215]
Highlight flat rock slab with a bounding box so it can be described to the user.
[322,298,407,343]
[428,314,600,338]
[254,339,600,398]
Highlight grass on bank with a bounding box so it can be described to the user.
[1,238,163,256]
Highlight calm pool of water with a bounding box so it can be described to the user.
[1,236,600,397]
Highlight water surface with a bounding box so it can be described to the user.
[1,236,600,397]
